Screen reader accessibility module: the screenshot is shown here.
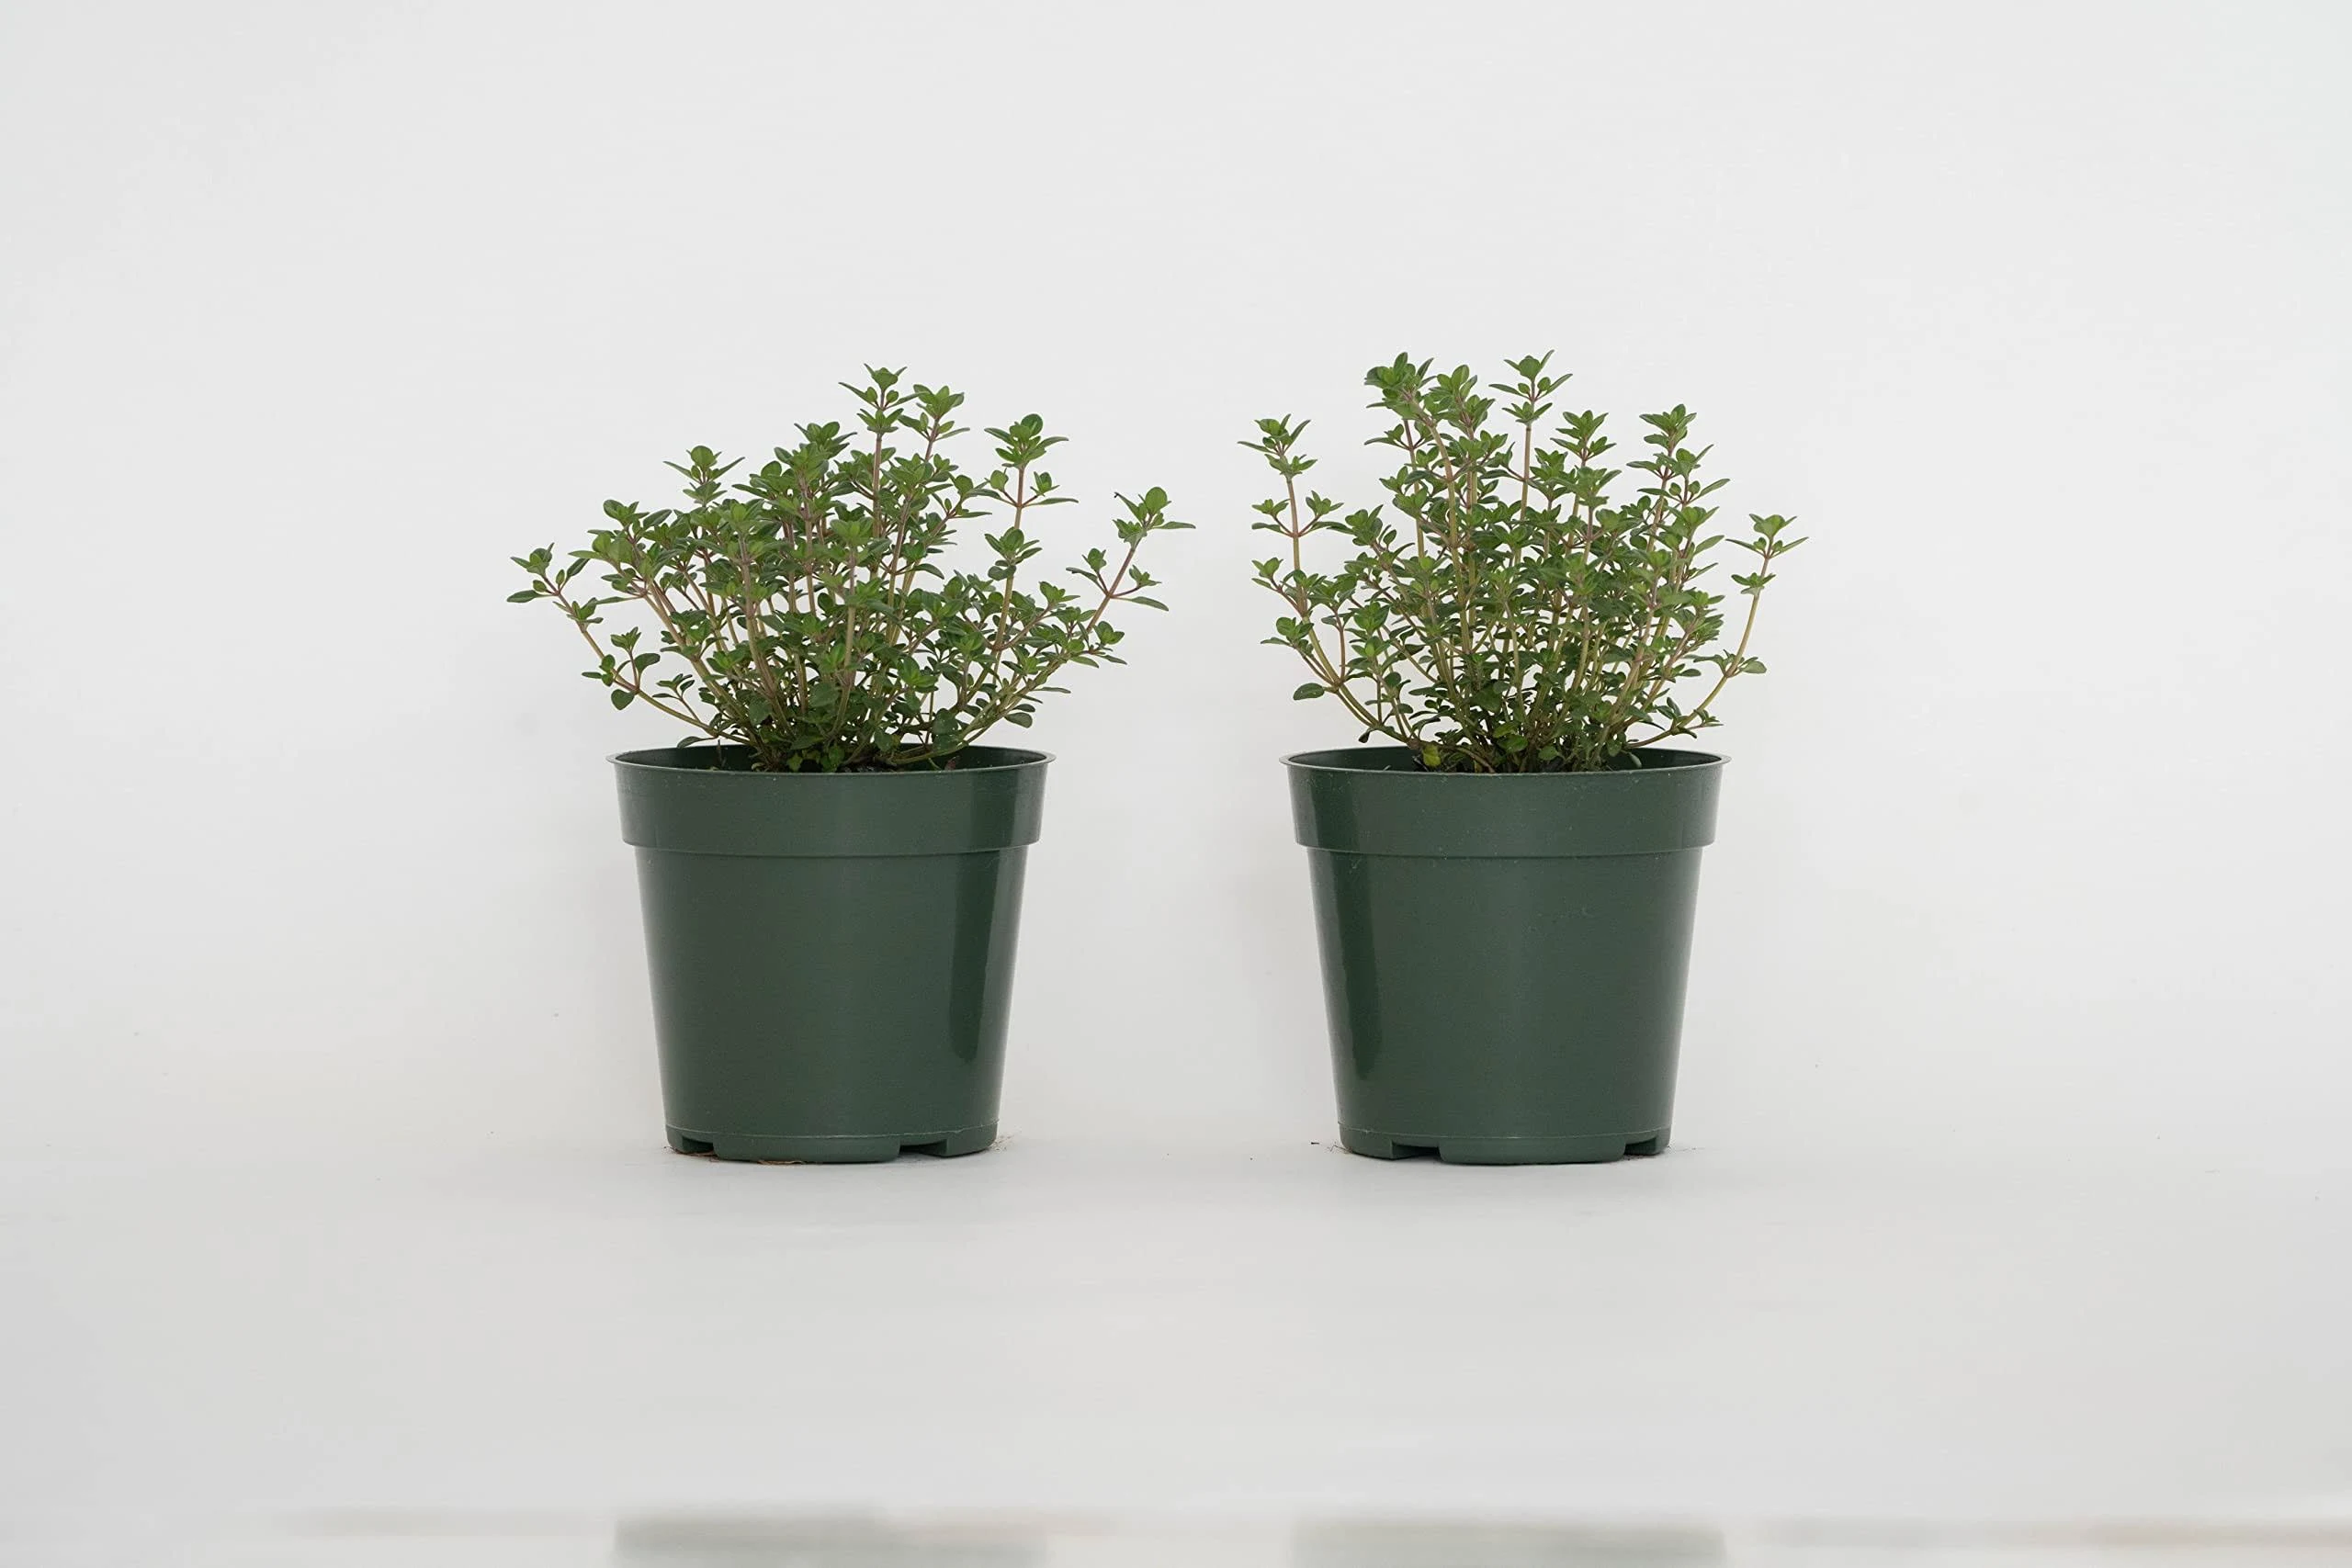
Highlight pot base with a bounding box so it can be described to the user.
[666,1124,998,1164]
[1339,1125,1669,1166]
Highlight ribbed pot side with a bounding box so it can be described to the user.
[613,746,1049,1163]
[1285,747,1724,1165]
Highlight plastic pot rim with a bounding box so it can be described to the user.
[611,744,1055,776]
[1281,743,1724,777]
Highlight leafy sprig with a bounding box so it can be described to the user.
[1246,353,1802,773]
[514,367,1188,770]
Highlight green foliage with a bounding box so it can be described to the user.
[1245,353,1803,773]
[514,368,1188,771]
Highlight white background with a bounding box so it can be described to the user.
[5,0,2352,1540]
[4,0,2346,1162]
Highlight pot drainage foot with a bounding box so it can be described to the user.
[1340,1126,1672,1165]
[899,1124,999,1158]
[664,1125,998,1163]
[1338,1131,1438,1160]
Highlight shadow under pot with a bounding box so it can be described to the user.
[612,746,1049,1164]
[1285,746,1724,1165]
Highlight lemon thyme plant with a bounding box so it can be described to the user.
[513,368,1187,771]
[1245,353,1803,773]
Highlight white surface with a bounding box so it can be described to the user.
[5,1138,2350,1536]
[12,1517,2352,1568]
[6,0,2352,1538]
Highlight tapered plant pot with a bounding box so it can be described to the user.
[1286,746,1724,1165]
[614,745,1048,1163]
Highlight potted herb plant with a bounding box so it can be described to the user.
[1245,354,1802,1164]
[514,368,1185,1162]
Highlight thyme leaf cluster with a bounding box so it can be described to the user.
[513,368,1187,771]
[1247,354,1802,772]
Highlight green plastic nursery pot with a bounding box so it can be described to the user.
[1286,746,1724,1166]
[613,746,1048,1163]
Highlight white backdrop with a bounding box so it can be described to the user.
[3,0,2347,1166]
